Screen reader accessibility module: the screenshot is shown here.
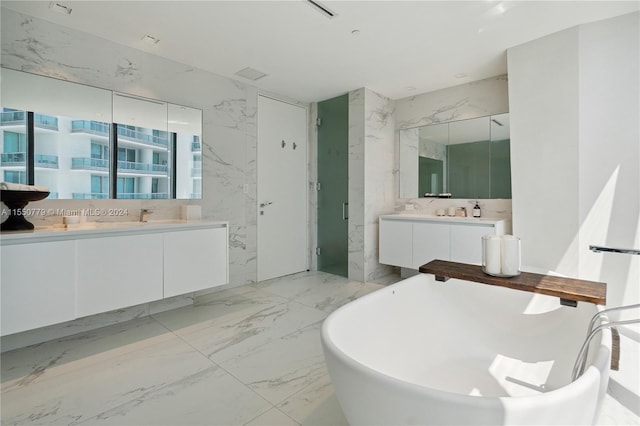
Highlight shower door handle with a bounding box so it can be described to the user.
[342,202,349,220]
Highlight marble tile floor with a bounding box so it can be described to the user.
[1,271,638,426]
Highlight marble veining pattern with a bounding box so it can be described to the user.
[363,89,396,281]
[394,75,509,130]
[2,271,636,426]
[347,89,366,281]
[347,88,396,282]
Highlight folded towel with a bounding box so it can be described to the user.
[0,182,49,192]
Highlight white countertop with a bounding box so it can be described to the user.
[380,213,505,225]
[0,220,228,245]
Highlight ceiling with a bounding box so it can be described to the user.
[2,1,638,103]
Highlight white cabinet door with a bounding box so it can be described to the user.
[76,234,163,317]
[379,219,413,269]
[1,241,76,336]
[450,224,495,264]
[412,222,450,268]
[163,227,228,298]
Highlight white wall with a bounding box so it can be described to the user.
[508,11,639,309]
[578,12,640,310]
[508,12,639,412]
[507,27,581,275]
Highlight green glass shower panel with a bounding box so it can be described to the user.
[418,156,443,196]
[447,141,491,199]
[317,94,348,277]
[490,139,512,198]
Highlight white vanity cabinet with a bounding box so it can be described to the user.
[450,223,497,264]
[379,214,505,269]
[163,227,228,298]
[76,234,164,317]
[412,222,450,268]
[379,219,414,269]
[0,221,229,336]
[1,240,76,335]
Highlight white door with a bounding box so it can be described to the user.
[257,95,308,281]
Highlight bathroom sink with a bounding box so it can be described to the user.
[64,219,187,230]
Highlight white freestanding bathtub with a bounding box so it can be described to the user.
[321,273,611,425]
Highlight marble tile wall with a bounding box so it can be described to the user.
[308,103,319,272]
[395,74,509,130]
[348,90,366,281]
[348,88,395,281]
[362,89,396,280]
[394,74,512,225]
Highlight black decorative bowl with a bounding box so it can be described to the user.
[1,190,50,231]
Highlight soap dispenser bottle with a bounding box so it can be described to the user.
[473,201,481,218]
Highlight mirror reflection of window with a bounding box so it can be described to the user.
[69,120,111,199]
[114,123,170,199]
[1,69,203,200]
[1,108,28,186]
[168,104,202,200]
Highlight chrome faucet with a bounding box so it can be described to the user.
[140,208,153,222]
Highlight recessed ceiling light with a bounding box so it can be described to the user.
[235,67,268,81]
[351,29,361,36]
[142,35,160,45]
[454,73,468,79]
[49,2,72,15]
[406,86,416,91]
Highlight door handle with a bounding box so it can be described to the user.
[260,201,273,208]
[342,202,349,220]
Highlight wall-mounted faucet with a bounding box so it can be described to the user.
[140,208,153,222]
[589,245,640,255]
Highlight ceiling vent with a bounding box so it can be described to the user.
[234,67,268,81]
[142,35,160,45]
[49,2,72,15]
[306,0,337,19]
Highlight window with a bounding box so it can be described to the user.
[116,177,135,198]
[1,109,28,187]
[90,175,109,199]
[91,142,108,160]
[33,110,62,197]
[117,147,136,163]
[4,170,26,184]
[3,131,26,153]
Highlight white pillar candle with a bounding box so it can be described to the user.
[483,235,502,275]
[501,235,521,276]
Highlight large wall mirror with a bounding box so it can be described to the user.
[0,68,202,200]
[399,113,511,199]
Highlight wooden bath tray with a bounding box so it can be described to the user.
[419,260,607,306]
